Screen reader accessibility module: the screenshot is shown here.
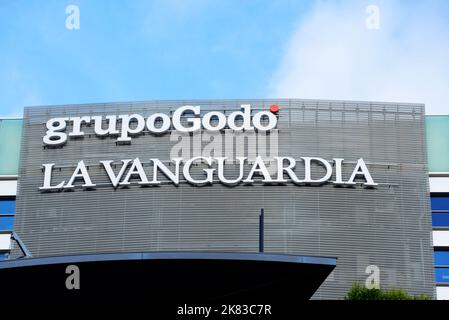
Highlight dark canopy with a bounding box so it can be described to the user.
[0,252,336,301]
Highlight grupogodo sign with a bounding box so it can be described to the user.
[39,104,377,191]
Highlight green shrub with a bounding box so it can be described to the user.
[344,283,432,300]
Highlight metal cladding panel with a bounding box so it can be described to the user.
[13,99,434,299]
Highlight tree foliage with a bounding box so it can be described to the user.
[344,283,432,300]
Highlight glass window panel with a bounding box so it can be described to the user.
[0,119,22,175]
[433,213,449,227]
[0,199,15,214]
[0,216,14,231]
[431,197,449,211]
[426,116,449,172]
[435,251,449,266]
[435,268,449,283]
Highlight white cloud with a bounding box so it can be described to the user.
[269,0,449,115]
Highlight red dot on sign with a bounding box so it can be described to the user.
[270,105,279,113]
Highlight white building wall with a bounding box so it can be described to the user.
[433,231,449,247]
[436,287,449,300]
[0,180,17,196]
[0,234,11,251]
[430,177,449,193]
[431,176,449,300]
[0,179,17,254]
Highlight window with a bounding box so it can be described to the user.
[435,268,449,284]
[435,251,449,266]
[435,249,449,284]
[0,119,22,175]
[0,199,15,214]
[0,216,14,231]
[431,197,449,211]
[0,198,15,232]
[431,197,449,228]
[433,214,449,228]
[426,116,449,173]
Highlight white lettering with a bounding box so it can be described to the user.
[216,157,246,186]
[347,158,378,186]
[92,115,119,136]
[42,104,279,145]
[151,158,182,185]
[183,156,215,185]
[227,104,253,131]
[274,156,303,184]
[69,116,91,137]
[39,163,65,190]
[172,106,201,133]
[243,156,273,183]
[43,118,69,146]
[333,158,345,185]
[120,158,150,185]
[117,114,145,143]
[64,160,95,189]
[100,159,132,188]
[146,113,171,134]
[39,156,379,190]
[302,157,332,185]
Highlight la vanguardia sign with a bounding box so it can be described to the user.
[39,104,378,191]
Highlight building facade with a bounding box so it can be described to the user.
[427,115,449,299]
[0,99,447,299]
[0,118,21,260]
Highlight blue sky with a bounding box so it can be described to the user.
[1,0,448,116]
[0,0,311,116]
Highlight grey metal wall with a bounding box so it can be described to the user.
[13,99,434,299]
